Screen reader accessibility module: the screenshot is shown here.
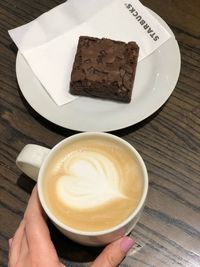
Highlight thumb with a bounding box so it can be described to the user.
[92,237,134,267]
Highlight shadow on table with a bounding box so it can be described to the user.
[49,223,104,265]
[17,173,36,193]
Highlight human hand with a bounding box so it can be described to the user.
[8,186,134,267]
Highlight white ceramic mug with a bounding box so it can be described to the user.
[16,132,148,246]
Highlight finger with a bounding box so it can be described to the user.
[8,220,25,267]
[13,238,31,267]
[17,230,29,263]
[25,186,45,219]
[24,186,59,263]
[92,237,134,267]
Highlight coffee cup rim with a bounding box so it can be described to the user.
[38,132,148,236]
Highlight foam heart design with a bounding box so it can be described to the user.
[56,151,125,209]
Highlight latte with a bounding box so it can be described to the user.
[43,136,143,231]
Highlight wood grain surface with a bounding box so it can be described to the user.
[0,0,200,266]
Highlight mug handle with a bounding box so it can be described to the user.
[16,144,50,181]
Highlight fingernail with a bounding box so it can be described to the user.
[120,237,134,254]
[8,238,13,247]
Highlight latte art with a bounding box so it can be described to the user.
[44,137,143,231]
[57,151,125,209]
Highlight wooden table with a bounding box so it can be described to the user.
[0,0,199,266]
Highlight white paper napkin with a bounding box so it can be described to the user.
[9,0,171,106]
[9,0,112,50]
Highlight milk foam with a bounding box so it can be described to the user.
[56,151,125,209]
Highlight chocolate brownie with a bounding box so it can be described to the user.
[70,36,139,103]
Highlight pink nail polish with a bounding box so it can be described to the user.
[120,237,134,254]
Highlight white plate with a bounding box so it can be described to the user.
[16,10,181,132]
